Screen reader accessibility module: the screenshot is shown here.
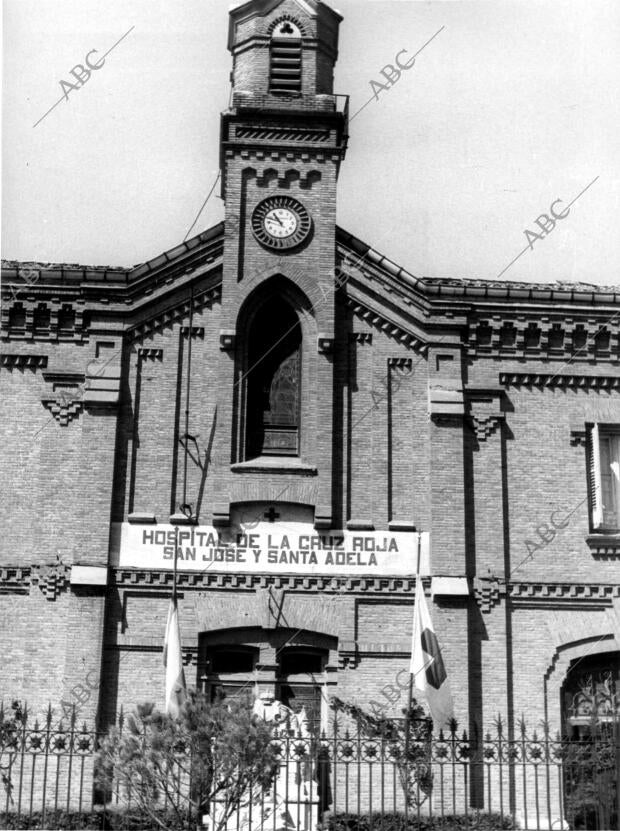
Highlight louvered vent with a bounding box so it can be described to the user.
[269,38,302,94]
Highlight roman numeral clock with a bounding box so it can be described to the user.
[251,196,313,250]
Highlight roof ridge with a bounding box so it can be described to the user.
[335,226,620,296]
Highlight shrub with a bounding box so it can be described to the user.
[95,690,279,831]
[324,811,516,831]
[0,701,26,805]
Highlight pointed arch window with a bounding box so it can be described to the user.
[269,20,302,95]
[246,297,301,458]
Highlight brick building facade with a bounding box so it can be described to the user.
[1,0,619,783]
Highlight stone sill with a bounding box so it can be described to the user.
[586,534,620,556]
[128,512,157,524]
[231,457,317,475]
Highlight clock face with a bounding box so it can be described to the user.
[264,207,298,239]
[252,196,312,250]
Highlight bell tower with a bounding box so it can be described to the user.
[220,0,348,288]
[212,0,349,530]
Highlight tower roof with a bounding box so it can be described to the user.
[228,0,342,50]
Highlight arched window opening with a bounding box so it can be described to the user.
[269,21,302,95]
[246,297,301,459]
[561,652,619,830]
[562,651,620,738]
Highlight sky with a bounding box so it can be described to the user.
[2,0,620,285]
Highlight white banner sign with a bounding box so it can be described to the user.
[110,522,430,576]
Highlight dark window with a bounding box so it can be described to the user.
[246,298,301,458]
[280,649,323,675]
[205,646,258,703]
[33,305,50,334]
[277,648,326,736]
[58,306,75,333]
[9,305,26,331]
[210,647,256,674]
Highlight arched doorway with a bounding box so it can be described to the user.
[198,627,336,738]
[561,652,619,830]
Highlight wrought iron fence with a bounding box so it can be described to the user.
[0,706,618,830]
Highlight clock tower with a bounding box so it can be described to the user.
[211,0,349,530]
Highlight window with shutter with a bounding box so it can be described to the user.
[270,39,302,94]
[269,21,303,95]
[588,424,620,532]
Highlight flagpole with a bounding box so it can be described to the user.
[404,531,422,780]
[173,525,179,602]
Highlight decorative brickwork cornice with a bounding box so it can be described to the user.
[180,326,205,338]
[473,575,503,613]
[470,415,502,440]
[388,357,413,369]
[0,354,48,370]
[470,319,620,362]
[40,371,87,424]
[138,348,163,361]
[500,372,620,389]
[111,569,418,594]
[42,398,83,426]
[570,425,587,447]
[235,126,328,143]
[346,299,427,352]
[2,299,88,343]
[0,562,73,600]
[250,161,324,187]
[466,389,505,441]
[585,535,620,557]
[509,582,620,601]
[1,227,223,333]
[31,560,71,600]
[127,286,220,343]
[0,567,31,589]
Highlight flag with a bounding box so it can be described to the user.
[163,595,187,718]
[410,578,454,731]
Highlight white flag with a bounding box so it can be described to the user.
[163,596,187,718]
[410,578,454,731]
